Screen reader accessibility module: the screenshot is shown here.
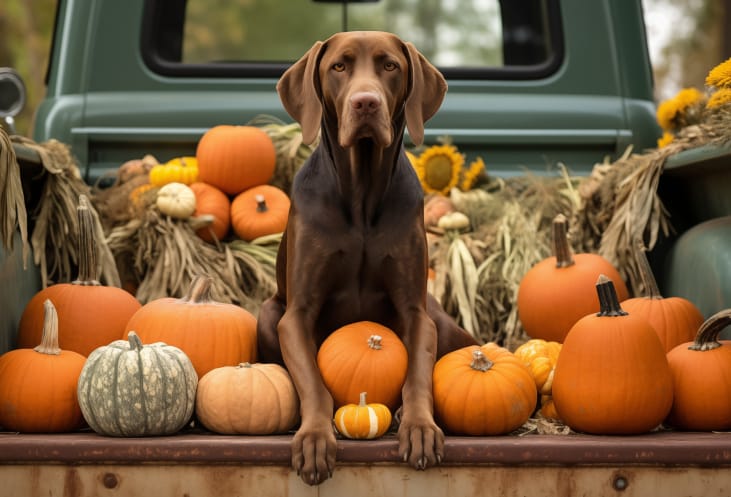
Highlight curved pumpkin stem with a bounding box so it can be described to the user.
[127,331,144,351]
[182,274,214,304]
[73,194,101,286]
[255,195,269,213]
[34,299,61,355]
[358,391,369,406]
[470,349,493,372]
[595,274,628,317]
[551,214,575,268]
[689,309,731,351]
[634,239,662,299]
[367,335,383,350]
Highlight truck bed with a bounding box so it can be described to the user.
[2,430,731,496]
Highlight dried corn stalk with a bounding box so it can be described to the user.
[0,129,28,266]
[11,136,119,288]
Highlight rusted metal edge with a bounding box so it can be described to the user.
[1,432,731,466]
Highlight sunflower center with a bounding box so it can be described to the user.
[423,155,454,190]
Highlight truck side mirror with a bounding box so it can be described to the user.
[0,68,27,135]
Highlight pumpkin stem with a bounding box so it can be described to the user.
[595,274,628,317]
[127,331,144,351]
[470,349,493,372]
[359,391,368,406]
[688,309,731,351]
[551,214,575,268]
[634,239,662,299]
[73,194,101,286]
[367,335,383,350]
[34,299,62,355]
[183,274,214,303]
[255,194,269,213]
[238,362,253,368]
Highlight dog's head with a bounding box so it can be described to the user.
[277,31,447,148]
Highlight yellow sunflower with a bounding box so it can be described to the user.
[656,131,674,149]
[706,57,731,89]
[707,87,731,109]
[459,156,486,191]
[656,87,705,131]
[413,144,464,195]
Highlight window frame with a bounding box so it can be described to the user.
[140,0,565,81]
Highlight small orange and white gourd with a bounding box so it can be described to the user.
[334,392,392,439]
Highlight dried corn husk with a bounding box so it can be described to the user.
[0,129,28,266]
[11,136,119,288]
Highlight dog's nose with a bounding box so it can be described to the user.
[350,92,381,114]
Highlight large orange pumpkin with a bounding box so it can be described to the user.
[552,275,674,435]
[517,214,629,343]
[124,274,257,378]
[190,182,231,242]
[0,300,86,432]
[17,195,141,356]
[196,125,276,195]
[665,309,731,431]
[620,242,704,352]
[317,321,408,410]
[433,342,537,435]
[231,184,290,241]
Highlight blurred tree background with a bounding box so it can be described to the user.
[1,0,730,138]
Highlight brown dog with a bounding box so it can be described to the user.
[257,31,478,485]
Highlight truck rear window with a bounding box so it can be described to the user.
[142,0,563,80]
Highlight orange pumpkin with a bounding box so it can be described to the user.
[552,275,674,434]
[317,321,408,410]
[124,274,257,378]
[17,195,142,356]
[231,185,290,241]
[620,242,704,352]
[190,182,231,242]
[196,125,276,195]
[666,309,731,431]
[517,214,629,343]
[0,300,86,432]
[433,343,537,435]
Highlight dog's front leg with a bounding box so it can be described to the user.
[278,307,336,486]
[397,307,444,470]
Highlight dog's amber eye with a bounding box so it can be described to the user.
[332,63,346,72]
[384,61,398,71]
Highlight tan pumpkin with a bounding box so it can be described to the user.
[189,182,231,242]
[0,300,86,433]
[552,275,674,434]
[195,362,299,435]
[124,274,257,378]
[317,321,408,410]
[156,182,197,219]
[334,392,392,439]
[433,343,537,435]
[231,185,290,241]
[517,214,629,343]
[196,125,276,195]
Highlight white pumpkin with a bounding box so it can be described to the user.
[156,182,197,219]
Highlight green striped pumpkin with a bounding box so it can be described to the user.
[77,331,197,436]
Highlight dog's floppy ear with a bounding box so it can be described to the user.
[402,42,448,146]
[277,40,326,145]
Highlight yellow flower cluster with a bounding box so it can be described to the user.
[656,87,705,132]
[705,57,731,89]
[409,144,485,195]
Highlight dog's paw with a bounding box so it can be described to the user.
[397,418,444,470]
[291,425,337,485]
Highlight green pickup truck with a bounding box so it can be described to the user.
[2,0,731,496]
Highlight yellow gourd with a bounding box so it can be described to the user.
[149,157,199,186]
